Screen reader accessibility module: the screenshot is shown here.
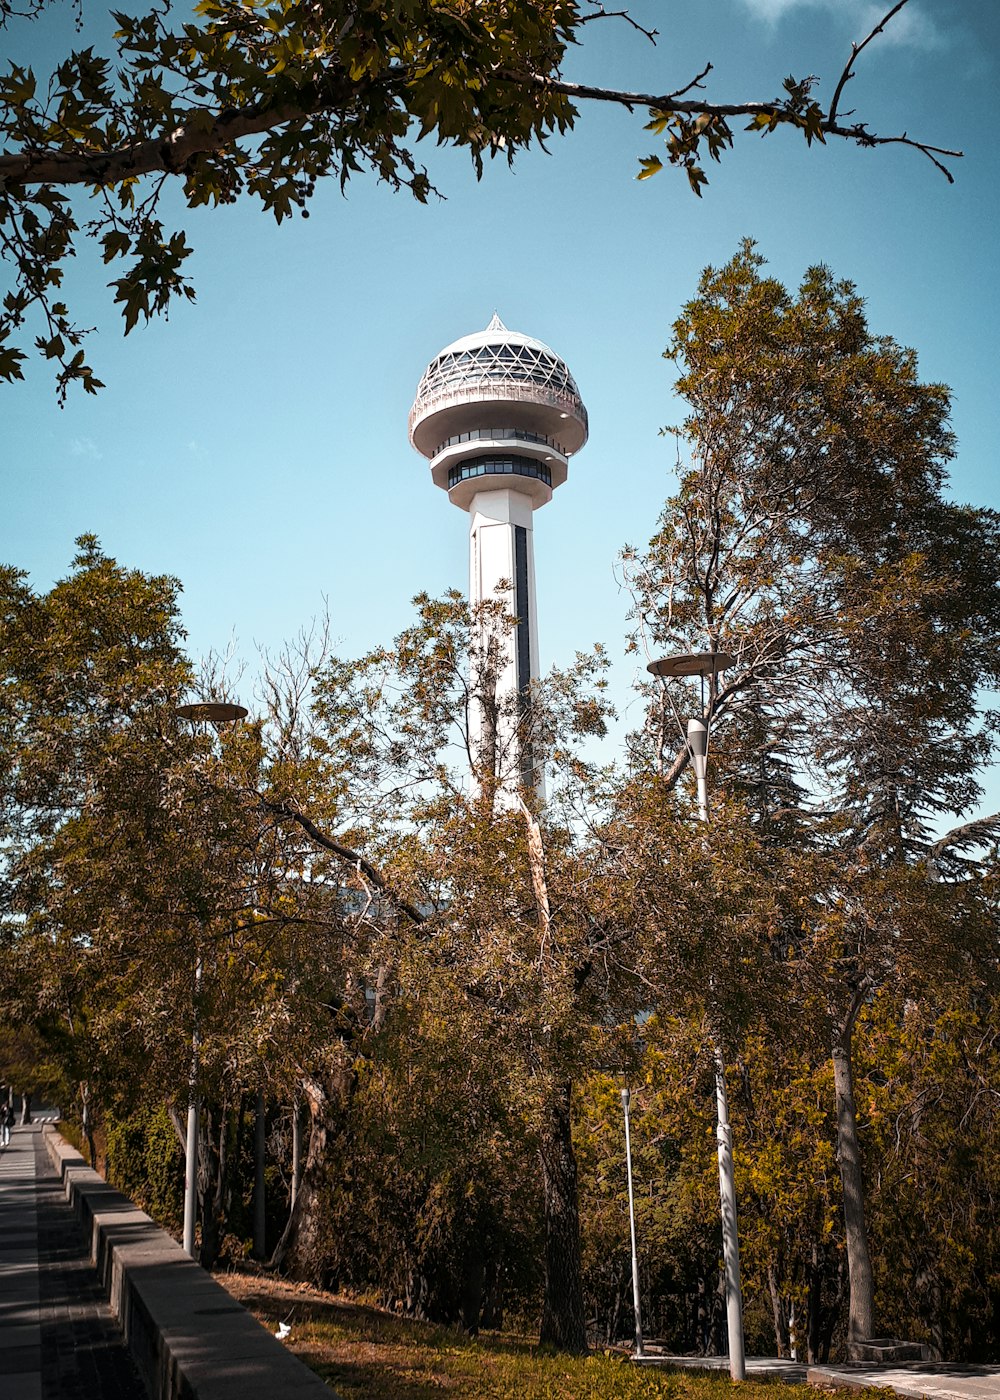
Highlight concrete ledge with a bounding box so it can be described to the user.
[42,1125,337,1400]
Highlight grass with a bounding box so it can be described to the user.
[218,1270,847,1400]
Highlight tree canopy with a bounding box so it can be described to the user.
[0,0,962,396]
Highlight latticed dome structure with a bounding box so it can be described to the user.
[409,313,588,509]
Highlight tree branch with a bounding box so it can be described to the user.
[0,69,369,189]
[578,3,658,44]
[1,37,963,194]
[262,796,427,927]
[926,811,1000,881]
[829,0,910,126]
[498,70,961,180]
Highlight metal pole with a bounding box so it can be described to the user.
[688,717,746,1382]
[713,1046,746,1379]
[182,952,202,1258]
[687,718,710,823]
[253,1084,267,1260]
[621,1087,644,1358]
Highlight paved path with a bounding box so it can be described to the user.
[808,1363,1000,1400]
[639,1352,1000,1399]
[0,1124,148,1400]
[636,1353,809,1380]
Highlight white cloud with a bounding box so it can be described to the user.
[736,0,945,51]
[69,436,103,461]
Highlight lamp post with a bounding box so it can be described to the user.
[174,701,247,1259]
[647,652,746,1381]
[621,1086,644,1359]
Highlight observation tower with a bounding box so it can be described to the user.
[409,313,588,801]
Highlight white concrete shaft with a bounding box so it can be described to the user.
[182,953,202,1258]
[622,1091,645,1358]
[468,487,542,803]
[695,782,746,1381]
[714,1045,746,1381]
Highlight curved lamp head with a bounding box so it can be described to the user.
[646,651,735,679]
[175,702,248,724]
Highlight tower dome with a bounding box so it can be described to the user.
[409,314,588,508]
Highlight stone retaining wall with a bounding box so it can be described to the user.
[42,1125,337,1400]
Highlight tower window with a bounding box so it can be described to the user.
[447,455,553,489]
[434,427,563,456]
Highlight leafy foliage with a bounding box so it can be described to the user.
[0,0,961,395]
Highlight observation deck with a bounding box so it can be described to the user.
[409,315,588,509]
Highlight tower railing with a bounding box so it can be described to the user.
[409,381,588,441]
[432,426,566,457]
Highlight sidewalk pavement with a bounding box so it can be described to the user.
[635,1352,809,1380]
[0,1124,148,1400]
[808,1362,1000,1400]
[637,1350,1000,1399]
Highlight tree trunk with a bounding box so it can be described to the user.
[694,1277,708,1353]
[538,1082,588,1354]
[711,1268,726,1355]
[19,1091,31,1125]
[213,1095,229,1221]
[460,1245,486,1335]
[269,1074,331,1277]
[832,1007,875,1342]
[197,1100,223,1269]
[480,1253,503,1330]
[807,1242,822,1364]
[768,1263,789,1357]
[290,1095,304,1210]
[253,1085,267,1261]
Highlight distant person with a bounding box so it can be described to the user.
[0,1101,13,1148]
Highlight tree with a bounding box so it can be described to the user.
[0,0,961,396]
[0,537,310,1262]
[623,242,1000,1344]
[256,590,638,1349]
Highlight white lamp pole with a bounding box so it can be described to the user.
[621,1087,644,1358]
[647,653,746,1382]
[174,700,247,1260]
[687,717,710,823]
[182,951,203,1257]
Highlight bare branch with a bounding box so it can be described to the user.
[829,0,911,125]
[578,2,658,44]
[664,62,713,103]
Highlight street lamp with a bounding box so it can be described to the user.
[646,651,746,1382]
[621,1086,644,1359]
[174,700,247,1259]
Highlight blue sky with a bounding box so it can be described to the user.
[4,0,1000,811]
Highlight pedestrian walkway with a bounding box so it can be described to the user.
[809,1362,1000,1400]
[638,1350,1000,1400]
[0,1124,148,1400]
[635,1352,808,1381]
